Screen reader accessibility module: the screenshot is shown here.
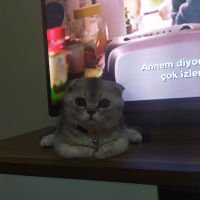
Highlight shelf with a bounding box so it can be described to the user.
[1,126,200,187]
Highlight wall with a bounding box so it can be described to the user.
[0,0,56,140]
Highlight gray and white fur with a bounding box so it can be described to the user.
[40,78,142,159]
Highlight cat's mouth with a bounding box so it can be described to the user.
[89,116,94,120]
[86,116,98,125]
[87,117,95,122]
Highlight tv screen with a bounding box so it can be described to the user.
[41,0,200,127]
[106,23,200,102]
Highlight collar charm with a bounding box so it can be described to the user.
[73,125,100,146]
[93,136,99,145]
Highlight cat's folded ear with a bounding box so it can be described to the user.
[112,82,125,97]
[66,78,80,92]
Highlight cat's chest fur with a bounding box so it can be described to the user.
[58,123,126,148]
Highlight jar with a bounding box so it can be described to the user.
[47,27,68,103]
[73,3,107,68]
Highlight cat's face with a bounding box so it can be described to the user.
[62,78,124,130]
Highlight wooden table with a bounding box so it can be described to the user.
[1,126,200,189]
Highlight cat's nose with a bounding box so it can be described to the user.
[87,110,96,116]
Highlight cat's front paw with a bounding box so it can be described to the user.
[94,146,127,159]
[126,129,142,143]
[40,134,55,147]
[94,150,107,159]
[55,143,96,158]
[94,137,128,159]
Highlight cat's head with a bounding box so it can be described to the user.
[62,78,124,130]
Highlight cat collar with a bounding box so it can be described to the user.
[73,125,101,134]
[73,125,100,145]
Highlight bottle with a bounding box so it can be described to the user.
[73,3,107,69]
[96,0,126,39]
[47,26,68,103]
[65,38,85,80]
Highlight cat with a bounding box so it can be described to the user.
[40,78,142,159]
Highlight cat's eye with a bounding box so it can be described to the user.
[98,99,110,108]
[75,98,86,107]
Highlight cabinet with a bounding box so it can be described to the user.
[1,127,200,199]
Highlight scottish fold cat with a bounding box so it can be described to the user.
[40,78,142,159]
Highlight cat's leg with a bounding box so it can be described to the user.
[40,133,55,147]
[55,143,95,158]
[125,128,142,143]
[95,137,129,159]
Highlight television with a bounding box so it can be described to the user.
[41,0,200,128]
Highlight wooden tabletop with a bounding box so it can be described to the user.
[1,126,200,187]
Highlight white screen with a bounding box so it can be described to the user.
[115,34,200,101]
